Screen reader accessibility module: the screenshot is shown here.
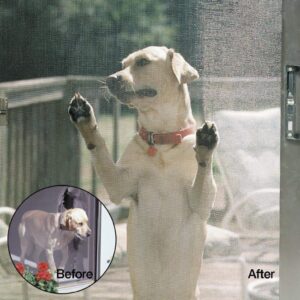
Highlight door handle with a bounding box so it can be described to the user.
[286,66,300,140]
[0,97,7,126]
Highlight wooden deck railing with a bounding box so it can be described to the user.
[0,76,126,208]
[0,75,280,209]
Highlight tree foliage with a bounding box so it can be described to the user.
[0,0,174,81]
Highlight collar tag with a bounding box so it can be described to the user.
[147,146,157,156]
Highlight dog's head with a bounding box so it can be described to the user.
[105,46,199,109]
[63,208,91,239]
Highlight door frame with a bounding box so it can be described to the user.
[280,0,300,298]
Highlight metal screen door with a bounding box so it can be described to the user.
[280,0,300,299]
[0,1,284,299]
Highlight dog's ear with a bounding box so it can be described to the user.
[64,211,73,230]
[168,49,199,84]
[66,218,71,230]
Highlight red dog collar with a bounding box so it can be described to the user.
[139,126,195,156]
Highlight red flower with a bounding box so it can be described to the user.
[37,261,49,272]
[36,270,52,281]
[15,262,25,275]
[43,272,52,281]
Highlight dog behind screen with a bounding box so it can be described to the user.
[19,188,91,273]
[69,46,218,300]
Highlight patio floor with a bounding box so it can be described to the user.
[1,242,279,300]
[1,197,279,300]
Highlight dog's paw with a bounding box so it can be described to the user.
[68,92,95,124]
[194,121,218,165]
[196,121,218,150]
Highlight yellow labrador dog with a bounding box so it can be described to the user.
[19,208,91,273]
[69,46,218,300]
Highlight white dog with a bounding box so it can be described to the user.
[69,46,218,300]
[19,208,91,273]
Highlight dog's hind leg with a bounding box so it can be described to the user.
[68,93,136,204]
[189,121,219,221]
[33,245,43,263]
[19,223,31,263]
[19,240,30,264]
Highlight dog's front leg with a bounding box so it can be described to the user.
[46,249,57,274]
[58,247,69,270]
[68,93,135,204]
[189,122,219,221]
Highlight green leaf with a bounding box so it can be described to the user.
[24,270,36,285]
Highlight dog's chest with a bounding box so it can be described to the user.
[135,149,197,214]
[121,136,198,217]
[48,231,74,249]
[139,160,193,192]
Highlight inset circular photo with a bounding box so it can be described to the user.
[8,185,116,294]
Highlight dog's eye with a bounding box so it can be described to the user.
[79,222,83,226]
[136,58,150,67]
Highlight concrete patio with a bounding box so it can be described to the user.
[1,232,278,300]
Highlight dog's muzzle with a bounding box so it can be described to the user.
[75,231,91,240]
[106,75,123,94]
[106,75,157,101]
[135,89,157,97]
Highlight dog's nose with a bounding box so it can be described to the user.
[106,75,122,91]
[87,228,92,237]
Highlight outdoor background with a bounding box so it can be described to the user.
[0,0,197,82]
[0,1,281,299]
[0,0,281,82]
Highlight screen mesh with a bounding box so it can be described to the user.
[0,1,281,299]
